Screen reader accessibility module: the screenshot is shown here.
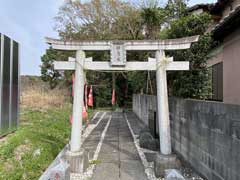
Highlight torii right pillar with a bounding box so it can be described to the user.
[154,50,180,177]
[156,50,172,155]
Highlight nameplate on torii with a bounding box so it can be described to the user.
[67,41,127,67]
[111,41,126,67]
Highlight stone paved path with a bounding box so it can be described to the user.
[89,112,147,180]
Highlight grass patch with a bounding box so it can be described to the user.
[89,159,101,165]
[0,105,72,180]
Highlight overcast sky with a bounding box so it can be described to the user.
[0,0,217,76]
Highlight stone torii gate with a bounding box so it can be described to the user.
[46,36,199,158]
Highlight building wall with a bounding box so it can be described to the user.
[132,94,156,126]
[207,46,223,67]
[208,27,240,105]
[133,94,240,180]
[222,28,240,104]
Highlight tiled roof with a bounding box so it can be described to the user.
[188,4,213,12]
[211,5,240,38]
[210,0,233,14]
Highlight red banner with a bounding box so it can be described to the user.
[82,105,88,119]
[69,105,88,125]
[112,89,116,105]
[88,85,93,107]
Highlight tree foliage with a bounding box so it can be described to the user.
[54,0,143,40]
[166,13,214,99]
[141,6,165,39]
[165,0,188,19]
[41,48,74,89]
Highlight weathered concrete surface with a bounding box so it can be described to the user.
[66,150,85,174]
[92,112,147,180]
[133,94,240,180]
[39,145,70,180]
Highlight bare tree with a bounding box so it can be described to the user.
[55,0,143,40]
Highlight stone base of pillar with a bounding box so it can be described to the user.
[154,153,181,178]
[65,149,88,174]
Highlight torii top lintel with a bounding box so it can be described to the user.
[46,36,199,71]
[45,35,199,51]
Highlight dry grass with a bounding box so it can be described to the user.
[21,87,69,109]
[20,76,70,110]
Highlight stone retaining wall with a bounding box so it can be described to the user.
[133,94,240,180]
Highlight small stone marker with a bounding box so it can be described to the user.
[165,169,185,180]
[154,153,181,177]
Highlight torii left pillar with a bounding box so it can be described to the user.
[66,50,86,174]
[71,50,85,152]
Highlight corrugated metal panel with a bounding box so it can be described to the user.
[1,35,11,135]
[0,34,2,132]
[11,41,19,129]
[0,34,19,136]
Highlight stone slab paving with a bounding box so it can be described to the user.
[83,112,110,153]
[124,112,147,135]
[92,112,148,180]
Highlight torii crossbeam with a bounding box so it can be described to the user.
[46,36,199,157]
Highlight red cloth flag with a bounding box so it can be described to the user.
[112,89,116,105]
[72,74,75,97]
[69,115,72,125]
[82,105,88,119]
[69,104,88,125]
[85,85,88,110]
[88,85,93,107]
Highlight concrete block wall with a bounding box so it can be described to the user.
[133,94,157,126]
[133,94,240,180]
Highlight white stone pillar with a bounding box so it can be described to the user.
[70,50,85,152]
[156,50,172,155]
